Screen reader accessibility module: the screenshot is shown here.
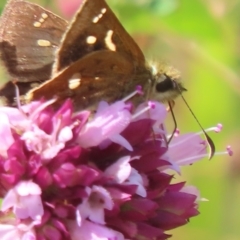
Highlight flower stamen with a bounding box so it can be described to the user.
[122,85,143,102]
[132,101,156,119]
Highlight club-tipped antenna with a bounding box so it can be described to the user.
[178,90,215,159]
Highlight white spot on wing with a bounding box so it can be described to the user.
[33,22,41,27]
[86,36,97,44]
[92,16,99,23]
[101,8,107,14]
[34,12,48,27]
[68,74,81,90]
[92,8,106,23]
[41,13,48,19]
[37,39,51,47]
[105,30,116,51]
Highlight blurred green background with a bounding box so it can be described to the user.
[0,0,239,239]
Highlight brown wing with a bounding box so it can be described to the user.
[52,0,145,75]
[27,50,139,110]
[0,0,68,82]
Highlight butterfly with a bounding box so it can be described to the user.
[0,0,185,110]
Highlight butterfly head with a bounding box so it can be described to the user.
[147,61,187,102]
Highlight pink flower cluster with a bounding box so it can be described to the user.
[0,98,220,239]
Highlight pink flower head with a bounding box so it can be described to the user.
[0,95,227,239]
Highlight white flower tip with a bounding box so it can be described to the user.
[200,197,209,202]
[174,128,180,137]
[136,85,143,95]
[122,87,143,102]
[226,145,233,156]
[147,101,155,109]
[133,102,156,119]
[214,123,223,133]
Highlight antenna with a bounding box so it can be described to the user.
[178,91,215,159]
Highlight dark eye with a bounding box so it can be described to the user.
[155,74,175,93]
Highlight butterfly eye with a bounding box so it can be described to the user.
[155,74,175,93]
